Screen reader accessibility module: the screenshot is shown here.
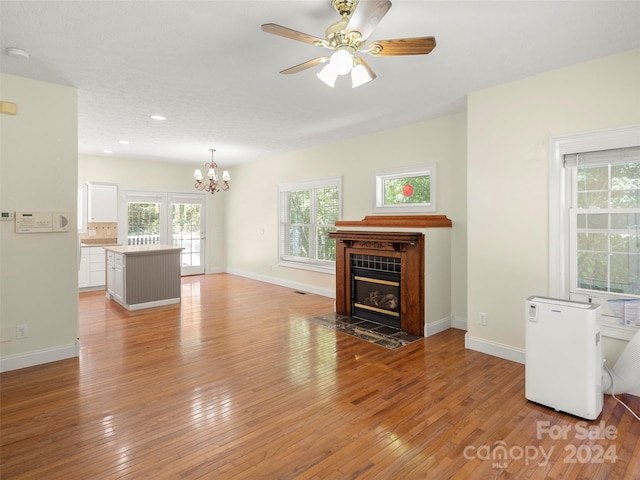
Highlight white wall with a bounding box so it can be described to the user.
[224,112,468,315]
[0,74,79,371]
[466,49,640,363]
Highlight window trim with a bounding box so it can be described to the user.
[373,164,437,213]
[549,125,640,340]
[278,177,341,274]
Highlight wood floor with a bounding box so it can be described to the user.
[1,274,639,479]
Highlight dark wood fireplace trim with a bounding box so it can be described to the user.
[335,215,452,229]
[329,230,425,336]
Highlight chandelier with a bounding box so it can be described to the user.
[194,148,230,194]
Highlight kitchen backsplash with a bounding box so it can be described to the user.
[80,222,118,244]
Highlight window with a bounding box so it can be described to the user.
[374,165,436,213]
[128,201,161,245]
[549,126,640,338]
[568,151,640,296]
[279,177,341,273]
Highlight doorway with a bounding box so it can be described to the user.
[119,190,206,276]
[170,193,205,276]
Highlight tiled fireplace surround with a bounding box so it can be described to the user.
[330,215,452,337]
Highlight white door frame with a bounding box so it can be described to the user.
[118,189,207,276]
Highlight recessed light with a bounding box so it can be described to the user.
[103,150,113,154]
[5,47,30,60]
[119,140,129,144]
[151,115,166,121]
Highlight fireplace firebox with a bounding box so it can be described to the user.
[351,254,401,328]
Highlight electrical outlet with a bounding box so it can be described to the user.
[16,324,28,339]
[479,313,487,326]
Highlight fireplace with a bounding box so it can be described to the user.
[330,216,453,338]
[330,230,425,336]
[351,254,401,328]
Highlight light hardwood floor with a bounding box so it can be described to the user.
[1,274,639,479]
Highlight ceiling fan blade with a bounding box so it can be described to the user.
[261,23,326,46]
[280,57,330,75]
[368,36,436,56]
[346,0,392,41]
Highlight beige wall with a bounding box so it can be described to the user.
[78,154,228,272]
[79,111,468,321]
[79,155,201,191]
[224,112,468,319]
[466,49,640,359]
[7,48,636,372]
[0,74,78,371]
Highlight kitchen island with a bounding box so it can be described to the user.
[103,244,182,311]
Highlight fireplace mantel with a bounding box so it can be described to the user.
[329,231,422,252]
[335,215,452,229]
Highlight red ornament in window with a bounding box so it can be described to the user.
[403,184,414,197]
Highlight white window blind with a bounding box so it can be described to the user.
[564,146,640,167]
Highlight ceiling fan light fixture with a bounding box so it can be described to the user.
[263,0,437,87]
[329,48,354,76]
[351,62,373,88]
[317,64,339,87]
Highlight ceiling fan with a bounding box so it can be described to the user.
[261,0,436,88]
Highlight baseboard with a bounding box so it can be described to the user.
[425,316,451,337]
[452,315,468,331]
[205,266,226,274]
[465,333,525,364]
[224,268,335,299]
[0,344,77,373]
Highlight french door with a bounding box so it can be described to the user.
[119,191,206,276]
[169,193,205,276]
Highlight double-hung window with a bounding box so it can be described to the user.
[278,177,341,273]
[567,149,640,298]
[550,126,640,336]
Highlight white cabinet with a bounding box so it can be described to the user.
[87,183,118,223]
[89,247,106,286]
[106,250,124,303]
[79,249,91,288]
[106,254,115,295]
[79,246,106,289]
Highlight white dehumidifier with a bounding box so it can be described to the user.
[525,296,603,420]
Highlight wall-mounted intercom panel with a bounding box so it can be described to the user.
[15,212,70,233]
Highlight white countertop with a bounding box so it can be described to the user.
[81,243,120,248]
[103,244,183,254]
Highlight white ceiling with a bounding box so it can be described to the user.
[1,1,639,166]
